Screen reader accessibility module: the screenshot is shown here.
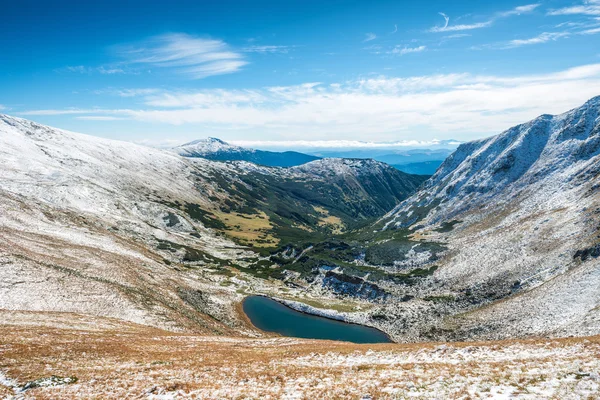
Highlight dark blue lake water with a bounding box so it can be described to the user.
[242,296,392,344]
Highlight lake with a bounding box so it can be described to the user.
[242,295,392,344]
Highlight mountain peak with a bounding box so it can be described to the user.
[206,137,228,144]
[584,95,600,106]
[173,137,320,167]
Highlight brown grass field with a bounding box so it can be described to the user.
[1,310,599,399]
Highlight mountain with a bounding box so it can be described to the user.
[2,96,599,345]
[306,147,456,169]
[174,137,320,167]
[0,114,424,335]
[372,96,600,341]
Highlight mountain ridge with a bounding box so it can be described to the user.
[371,95,600,341]
[174,137,320,167]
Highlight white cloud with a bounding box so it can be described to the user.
[430,20,493,32]
[391,24,398,34]
[59,65,126,74]
[137,138,463,150]
[116,33,248,79]
[363,33,377,42]
[389,45,426,56]
[443,33,471,39]
[438,12,450,29]
[582,26,600,33]
[97,67,125,74]
[142,89,265,107]
[115,88,161,97]
[19,108,108,116]
[229,139,458,149]
[0,105,5,110]
[243,45,290,53]
[506,31,571,47]
[548,1,600,16]
[498,3,541,17]
[431,4,539,33]
[75,116,124,121]
[19,64,600,141]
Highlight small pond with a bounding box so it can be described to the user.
[242,295,392,344]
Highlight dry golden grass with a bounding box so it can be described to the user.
[1,310,600,399]
[314,206,345,234]
[214,210,280,247]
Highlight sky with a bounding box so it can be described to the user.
[1,0,600,149]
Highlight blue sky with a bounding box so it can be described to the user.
[1,0,600,149]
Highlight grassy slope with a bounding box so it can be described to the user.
[1,310,598,399]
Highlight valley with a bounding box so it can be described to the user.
[2,97,600,345]
[4,1,600,397]
[0,96,599,398]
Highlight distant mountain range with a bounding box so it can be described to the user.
[174,137,320,167]
[174,137,458,175]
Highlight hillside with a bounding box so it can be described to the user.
[372,96,600,341]
[0,114,424,336]
[1,310,598,399]
[174,137,320,167]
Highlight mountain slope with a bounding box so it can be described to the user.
[374,96,600,341]
[0,114,425,336]
[178,158,427,250]
[174,137,320,167]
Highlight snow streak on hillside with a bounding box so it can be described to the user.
[377,96,600,341]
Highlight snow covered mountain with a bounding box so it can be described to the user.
[2,95,599,344]
[174,137,320,167]
[386,95,600,228]
[375,96,600,340]
[0,114,424,335]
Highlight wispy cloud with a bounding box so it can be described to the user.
[75,116,124,121]
[20,64,600,141]
[506,31,571,47]
[116,33,248,79]
[19,108,113,116]
[58,65,126,74]
[582,26,600,34]
[114,88,161,97]
[431,4,539,33]
[429,19,493,32]
[0,105,5,111]
[491,21,600,49]
[229,139,457,149]
[443,33,471,39]
[389,45,426,55]
[438,12,450,30]
[363,33,377,42]
[498,3,541,17]
[548,0,600,16]
[243,45,290,53]
[391,24,398,34]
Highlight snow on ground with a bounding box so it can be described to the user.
[0,311,599,399]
